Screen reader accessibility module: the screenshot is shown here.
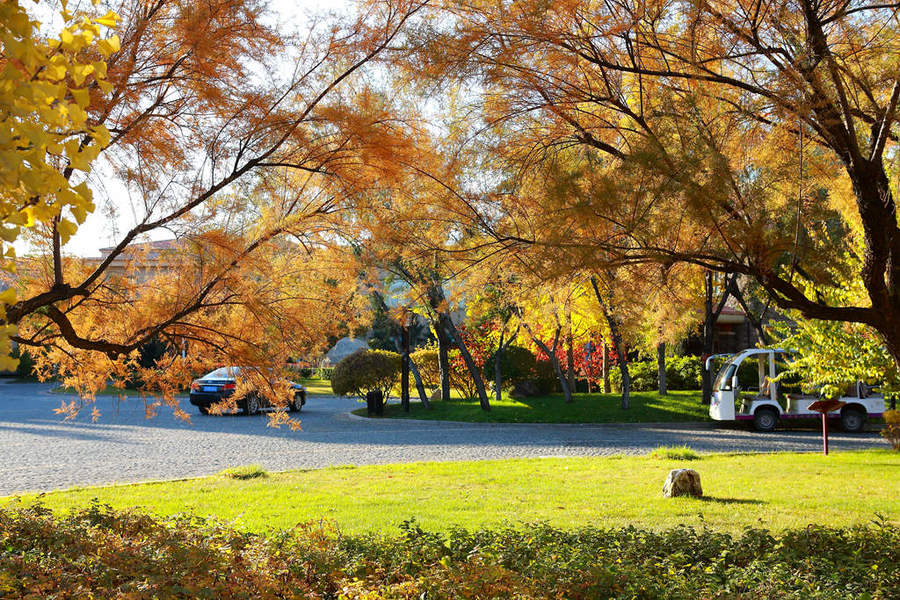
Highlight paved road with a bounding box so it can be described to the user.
[0,381,888,495]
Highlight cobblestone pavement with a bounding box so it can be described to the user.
[0,381,888,494]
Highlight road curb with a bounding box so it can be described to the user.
[345,411,719,429]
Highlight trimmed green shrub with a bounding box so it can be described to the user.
[410,347,440,391]
[632,360,659,391]
[609,361,653,392]
[1,504,897,599]
[610,356,703,392]
[331,349,401,400]
[485,345,537,386]
[409,346,481,400]
[666,355,702,389]
[534,357,559,394]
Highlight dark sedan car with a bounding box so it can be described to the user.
[189,366,306,415]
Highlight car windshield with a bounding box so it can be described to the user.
[714,362,737,391]
[203,367,240,379]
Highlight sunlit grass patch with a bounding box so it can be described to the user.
[220,464,268,480]
[356,390,708,423]
[649,445,702,461]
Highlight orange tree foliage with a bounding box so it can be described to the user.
[5,0,431,420]
[393,0,900,369]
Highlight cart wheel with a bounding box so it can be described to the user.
[840,406,866,433]
[753,407,779,432]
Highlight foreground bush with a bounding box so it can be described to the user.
[1,504,897,599]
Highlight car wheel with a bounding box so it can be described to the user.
[198,406,210,415]
[243,393,260,416]
[289,393,303,413]
[753,407,779,432]
[840,406,866,433]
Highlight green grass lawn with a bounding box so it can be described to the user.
[6,450,897,535]
[354,389,708,423]
[297,377,333,395]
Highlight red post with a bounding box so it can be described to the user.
[809,399,843,456]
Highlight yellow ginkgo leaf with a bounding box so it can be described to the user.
[95,11,119,28]
[70,87,90,108]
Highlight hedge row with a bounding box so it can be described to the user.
[1,503,897,599]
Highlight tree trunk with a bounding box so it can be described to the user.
[495,328,505,404]
[851,166,900,376]
[586,341,593,393]
[407,356,432,409]
[701,272,714,405]
[657,341,667,396]
[423,279,490,410]
[601,338,610,393]
[607,322,630,410]
[439,311,491,410]
[435,321,451,402]
[401,322,410,412]
[493,323,518,404]
[370,291,429,409]
[701,271,735,404]
[566,310,576,394]
[730,280,770,346]
[520,318,572,403]
[618,353,631,410]
[591,275,629,409]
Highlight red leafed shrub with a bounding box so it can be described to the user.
[532,337,619,388]
[449,324,493,399]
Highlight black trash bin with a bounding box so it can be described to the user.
[366,389,384,416]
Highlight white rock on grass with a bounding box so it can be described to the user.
[663,469,703,498]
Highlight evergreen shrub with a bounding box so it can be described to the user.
[331,349,400,400]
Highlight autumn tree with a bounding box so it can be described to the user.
[5,0,430,419]
[393,0,900,373]
[388,258,492,409]
[511,276,578,404]
[463,274,520,404]
[368,288,433,409]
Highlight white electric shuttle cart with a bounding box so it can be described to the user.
[708,349,886,432]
